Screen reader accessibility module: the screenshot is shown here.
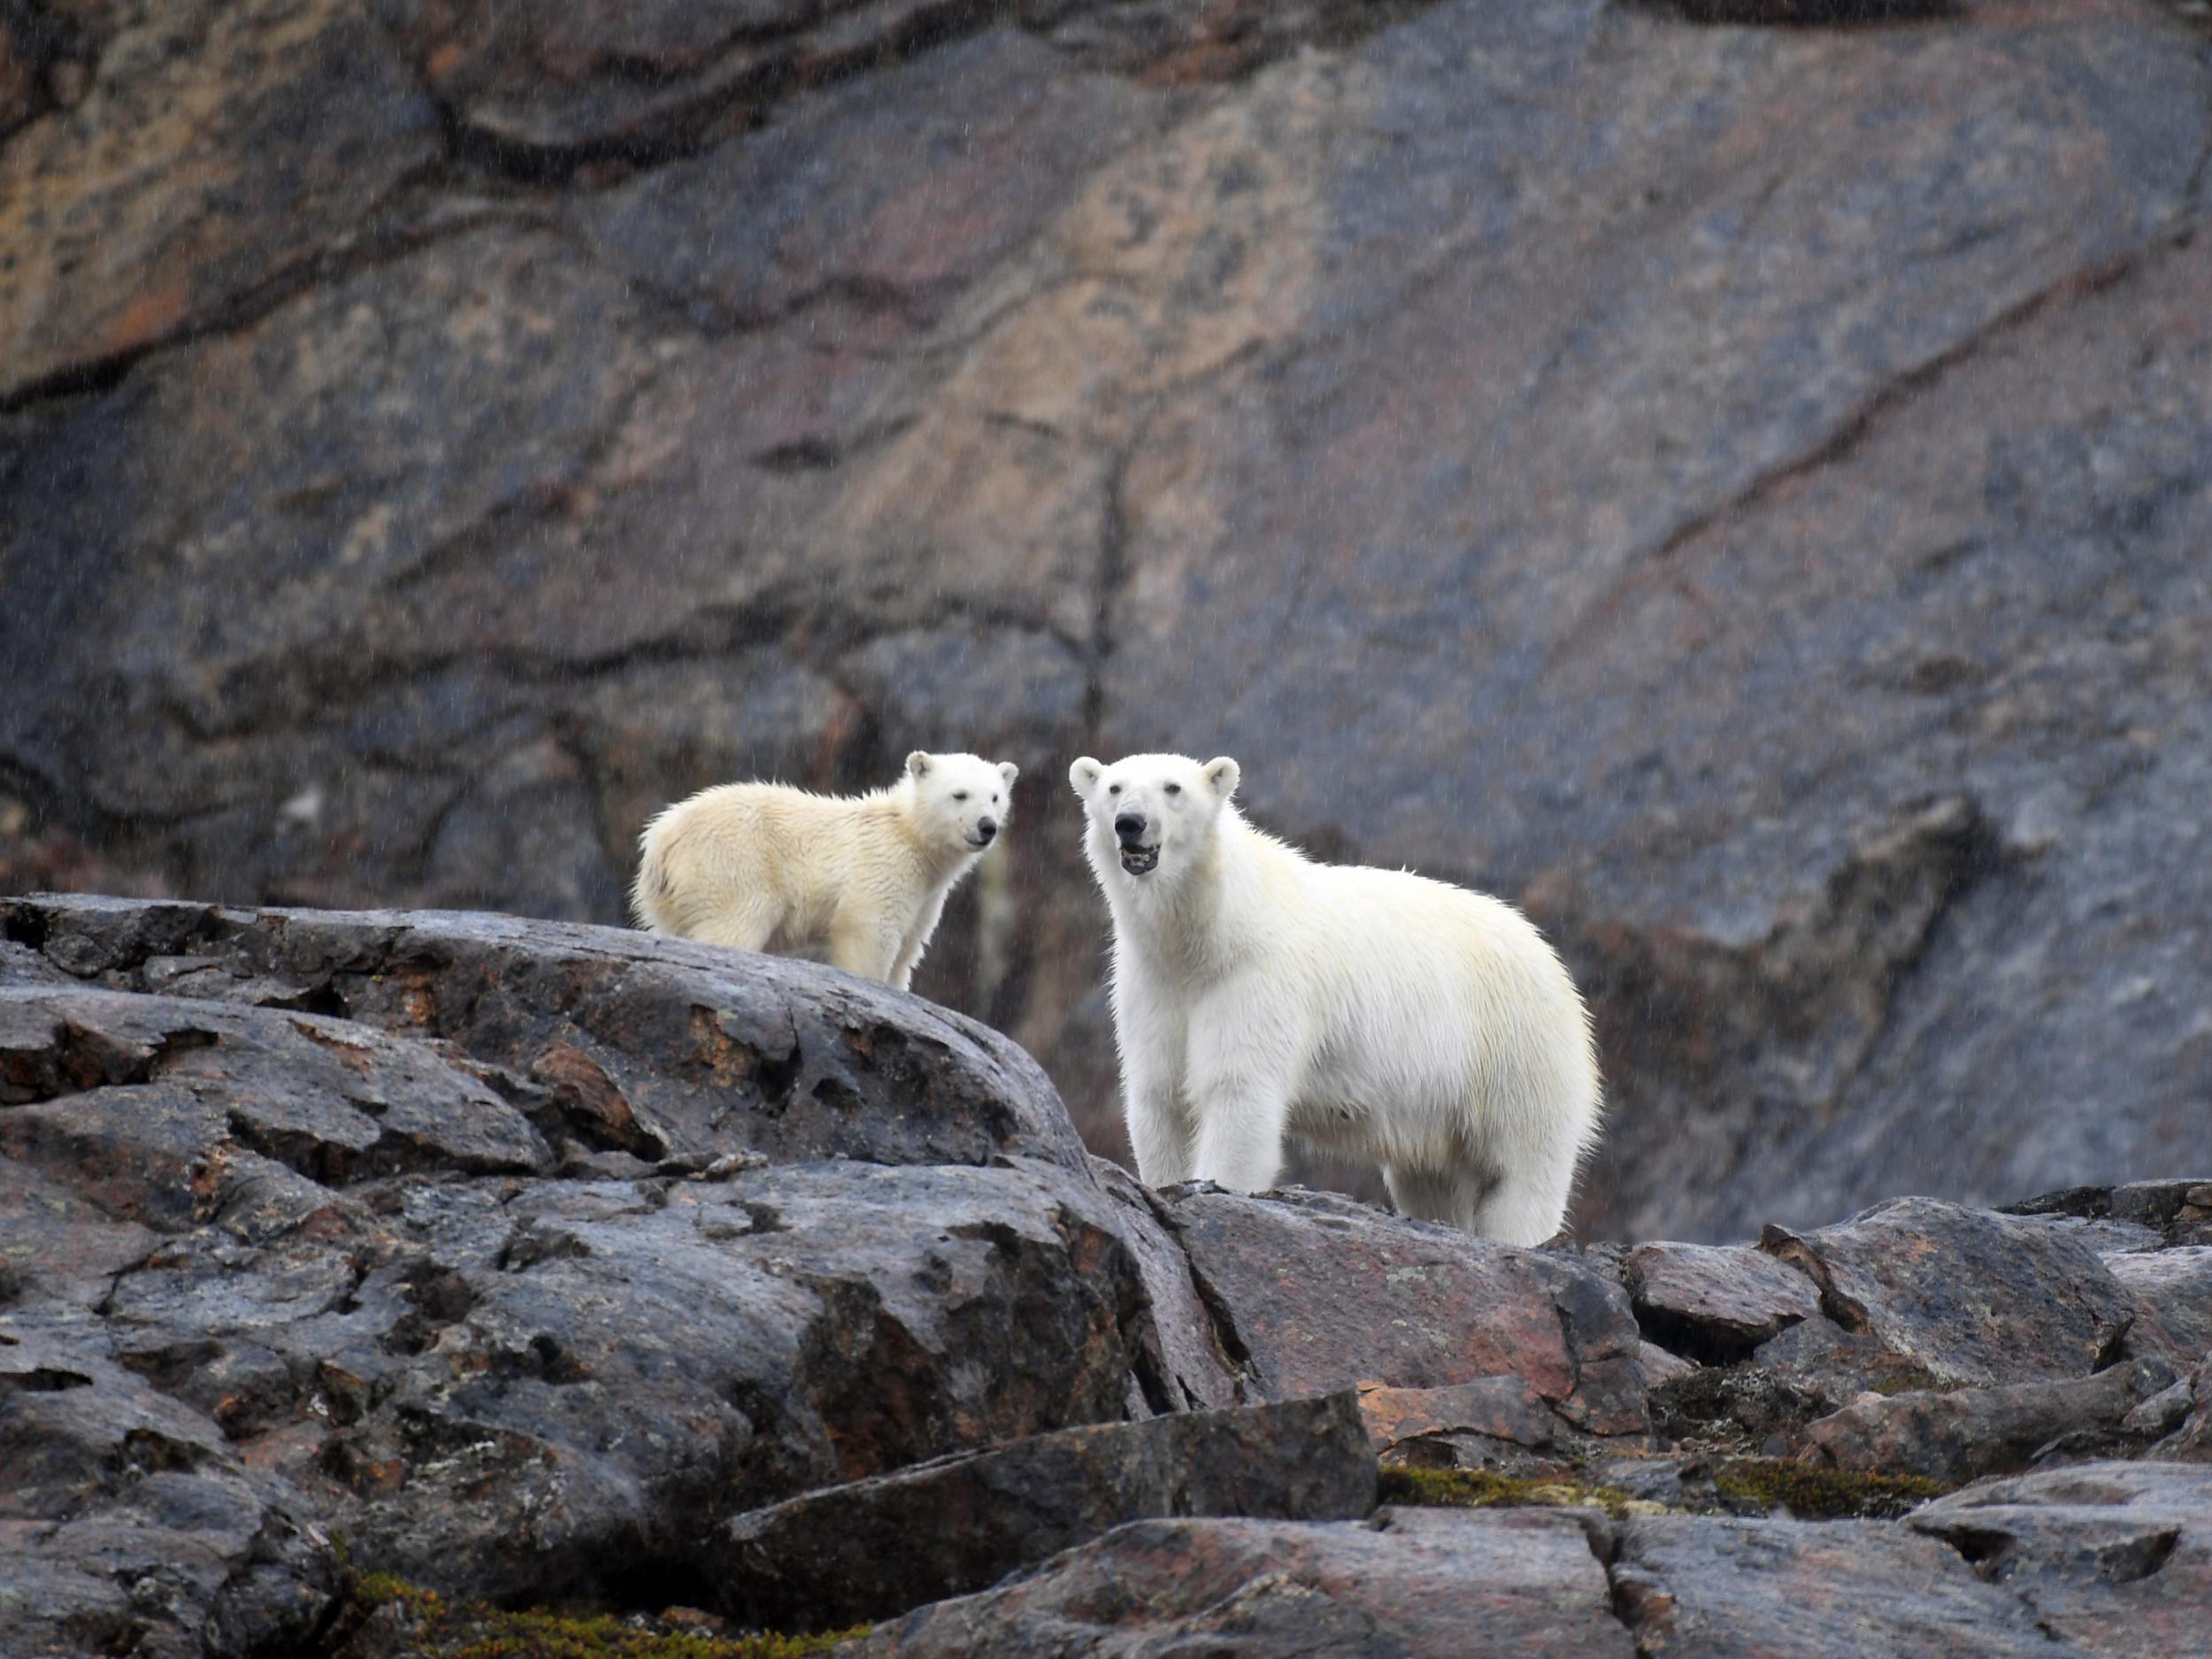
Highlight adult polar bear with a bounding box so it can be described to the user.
[1071,753,1601,1245]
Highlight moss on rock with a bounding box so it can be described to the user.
[1712,1457,1951,1519]
[346,1575,865,1659]
[1377,1465,1667,1519]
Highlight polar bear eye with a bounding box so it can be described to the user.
[1164,783,1182,796]
[952,792,969,802]
[1108,784,1121,795]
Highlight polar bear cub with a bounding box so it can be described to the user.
[634,751,1017,990]
[1069,752,1601,1245]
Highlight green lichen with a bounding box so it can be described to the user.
[1712,1456,1951,1519]
[345,1574,864,1659]
[1863,1367,1958,1396]
[1378,1464,1663,1519]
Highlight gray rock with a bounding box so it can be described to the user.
[2105,1248,2212,1370]
[0,1321,341,1659]
[0,898,1188,1616]
[715,1391,1377,1631]
[1910,1462,2212,1659]
[1759,1198,2132,1386]
[1611,1513,2088,1657]
[4,894,1090,1172]
[1801,1359,2180,1486]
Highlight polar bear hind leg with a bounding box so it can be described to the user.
[1381,1165,1487,1232]
[1463,1156,1577,1248]
[683,891,783,955]
[1384,1162,1571,1247]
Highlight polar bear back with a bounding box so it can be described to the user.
[1286,857,1598,1162]
[1133,812,1601,1183]
[634,782,917,948]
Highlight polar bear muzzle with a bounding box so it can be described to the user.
[1115,810,1159,875]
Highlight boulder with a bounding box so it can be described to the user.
[1758,1198,2132,1386]
[1357,1375,1582,1470]
[1625,1240,1823,1362]
[0,896,1192,1614]
[1801,1359,2180,1486]
[1610,1514,2078,1658]
[847,1508,1636,1658]
[4,893,1090,1171]
[2103,1248,2212,1370]
[1157,1185,1647,1432]
[2149,1352,2212,1463]
[1909,1462,2212,1659]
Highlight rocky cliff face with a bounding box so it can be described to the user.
[4,898,2211,1658]
[4,0,2210,1241]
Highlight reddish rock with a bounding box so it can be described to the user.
[1747,1315,1965,1405]
[1358,1375,1573,1466]
[0,0,439,403]
[1627,1241,1823,1360]
[849,1508,1636,1658]
[1161,1187,1647,1432]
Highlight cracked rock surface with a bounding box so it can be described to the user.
[4,0,2210,1243]
[4,898,2212,1655]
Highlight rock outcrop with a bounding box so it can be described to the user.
[5,0,2210,1243]
[4,896,2211,1656]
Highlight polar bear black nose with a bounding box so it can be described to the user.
[1115,811,1147,841]
[976,818,997,841]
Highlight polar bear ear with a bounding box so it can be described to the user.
[1069,757,1102,796]
[1202,757,1240,801]
[998,761,1019,788]
[905,751,932,780]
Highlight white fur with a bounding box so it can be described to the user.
[1069,752,1601,1245]
[634,751,1018,990]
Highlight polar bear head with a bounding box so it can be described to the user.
[1068,753,1240,881]
[904,751,1018,853]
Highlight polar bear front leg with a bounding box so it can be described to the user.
[1123,1059,1194,1187]
[827,910,902,985]
[1111,973,1195,1184]
[1184,992,1300,1194]
[888,888,950,992]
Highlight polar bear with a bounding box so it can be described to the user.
[633,751,1017,990]
[1069,752,1601,1245]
